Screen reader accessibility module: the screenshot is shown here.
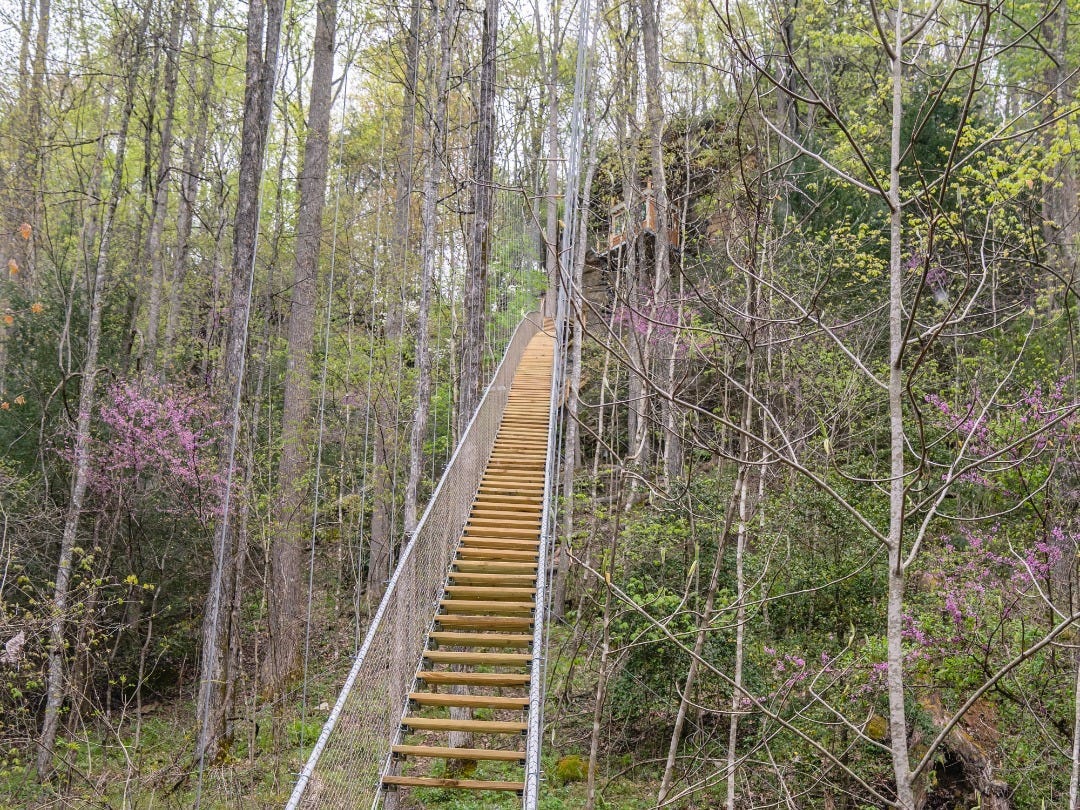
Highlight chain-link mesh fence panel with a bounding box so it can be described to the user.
[286,313,544,810]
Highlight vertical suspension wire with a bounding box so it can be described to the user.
[525,0,594,800]
[299,29,353,754]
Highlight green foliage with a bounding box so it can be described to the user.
[553,754,587,784]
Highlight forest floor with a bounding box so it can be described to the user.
[0,627,671,809]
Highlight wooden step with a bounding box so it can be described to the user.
[423,650,532,666]
[478,481,545,492]
[392,745,526,763]
[483,468,545,479]
[465,525,541,539]
[448,572,537,586]
[452,560,537,574]
[402,717,527,734]
[476,490,543,501]
[383,775,524,792]
[483,462,545,471]
[477,483,543,494]
[457,547,538,562]
[435,614,534,631]
[416,670,530,687]
[466,518,541,530]
[409,692,530,710]
[470,502,543,512]
[472,494,543,506]
[469,506,543,517]
[459,537,539,552]
[429,631,533,647]
[470,494,540,507]
[440,599,534,614]
[443,585,536,600]
[467,517,541,529]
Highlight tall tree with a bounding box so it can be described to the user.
[458,0,500,436]
[403,0,457,534]
[163,0,220,354]
[141,0,187,370]
[265,0,337,692]
[196,0,285,764]
[368,0,423,596]
[37,0,153,777]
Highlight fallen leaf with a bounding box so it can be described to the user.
[7,258,18,275]
[19,223,31,240]
[2,315,12,326]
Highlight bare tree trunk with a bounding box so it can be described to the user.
[459,0,499,435]
[1071,642,1080,809]
[264,0,336,692]
[141,0,186,370]
[541,0,560,317]
[368,0,422,597]
[1,0,49,393]
[585,477,624,810]
[37,0,151,775]
[657,472,741,804]
[886,7,914,807]
[164,0,219,354]
[726,410,754,810]
[639,0,679,488]
[196,0,284,764]
[554,150,597,621]
[404,0,456,534]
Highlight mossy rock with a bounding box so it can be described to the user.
[866,714,888,741]
[554,754,587,784]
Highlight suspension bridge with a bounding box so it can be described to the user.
[285,312,563,809]
[282,0,593,797]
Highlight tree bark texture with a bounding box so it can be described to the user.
[164,0,219,354]
[196,0,285,764]
[264,0,336,692]
[458,0,500,437]
[404,0,456,535]
[37,0,150,776]
[142,0,186,371]
[886,7,914,807]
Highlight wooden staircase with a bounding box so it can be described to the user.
[381,324,554,797]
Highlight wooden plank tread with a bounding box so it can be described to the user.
[429,631,533,647]
[456,548,538,562]
[452,561,538,573]
[435,614,534,630]
[416,670,530,686]
[402,717,527,734]
[423,650,532,666]
[409,692,530,709]
[459,536,540,550]
[443,585,536,599]
[392,745,525,762]
[383,775,524,792]
[440,599,534,614]
[448,573,537,586]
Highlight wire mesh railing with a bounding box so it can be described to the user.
[285,312,544,810]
